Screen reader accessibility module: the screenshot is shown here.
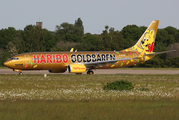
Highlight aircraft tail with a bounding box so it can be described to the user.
[130,20,159,54]
[130,20,175,62]
[126,20,159,61]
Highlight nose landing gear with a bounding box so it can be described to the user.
[19,72,23,75]
[13,69,23,75]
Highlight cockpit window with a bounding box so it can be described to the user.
[10,58,19,60]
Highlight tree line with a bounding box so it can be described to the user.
[0,18,179,67]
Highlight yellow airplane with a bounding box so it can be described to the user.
[3,20,175,74]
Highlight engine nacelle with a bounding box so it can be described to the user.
[48,69,66,73]
[67,64,86,73]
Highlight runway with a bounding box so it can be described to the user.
[0,69,179,75]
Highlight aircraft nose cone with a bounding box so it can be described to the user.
[3,61,10,68]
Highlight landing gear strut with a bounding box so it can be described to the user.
[19,72,23,75]
[87,70,94,75]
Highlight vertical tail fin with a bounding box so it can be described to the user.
[130,20,159,53]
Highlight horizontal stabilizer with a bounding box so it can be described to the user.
[146,50,176,56]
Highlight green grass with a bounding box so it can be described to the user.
[0,66,9,69]
[0,74,179,120]
[118,68,179,70]
[0,100,179,120]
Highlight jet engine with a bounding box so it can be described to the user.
[48,69,66,73]
[67,64,86,73]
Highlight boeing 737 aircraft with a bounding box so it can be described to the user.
[3,20,175,74]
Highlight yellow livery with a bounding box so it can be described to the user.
[3,20,175,74]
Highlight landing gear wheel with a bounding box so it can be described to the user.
[19,72,23,75]
[87,70,94,75]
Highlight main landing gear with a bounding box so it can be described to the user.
[87,70,94,75]
[13,69,23,75]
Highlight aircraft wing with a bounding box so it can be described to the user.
[84,58,133,68]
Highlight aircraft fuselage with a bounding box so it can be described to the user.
[4,51,142,70]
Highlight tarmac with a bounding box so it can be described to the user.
[0,69,179,75]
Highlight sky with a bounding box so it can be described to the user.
[0,0,179,34]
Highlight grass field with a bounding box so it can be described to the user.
[0,67,9,69]
[0,74,179,119]
[118,68,179,70]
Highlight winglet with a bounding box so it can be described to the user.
[70,48,74,52]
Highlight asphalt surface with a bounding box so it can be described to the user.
[0,69,179,75]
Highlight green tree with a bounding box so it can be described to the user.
[0,27,16,49]
[42,29,56,51]
[174,32,179,42]
[18,25,56,52]
[12,30,25,54]
[121,25,143,40]
[121,25,143,48]
[80,33,98,51]
[96,27,125,51]
[164,26,178,35]
[139,26,147,33]
[6,42,18,57]
[65,34,82,42]
[74,18,84,33]
[156,29,175,47]
[1,42,18,65]
[55,22,83,42]
[155,29,169,47]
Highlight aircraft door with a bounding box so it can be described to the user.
[24,54,30,64]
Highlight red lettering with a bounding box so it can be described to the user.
[151,42,154,51]
[40,54,46,63]
[33,55,39,63]
[53,54,55,63]
[146,42,154,52]
[148,44,152,52]
[34,54,69,64]
[63,54,68,63]
[56,54,62,63]
[46,54,52,63]
[73,67,85,70]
